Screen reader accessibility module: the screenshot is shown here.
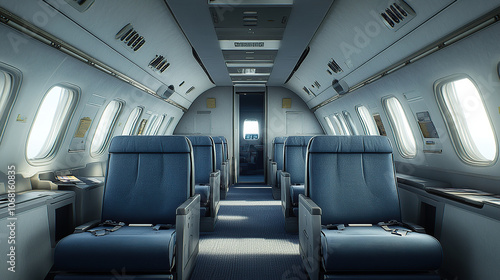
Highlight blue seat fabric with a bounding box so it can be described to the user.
[306,136,442,274]
[195,184,210,207]
[307,136,400,224]
[284,136,312,216]
[54,227,176,272]
[212,136,224,171]
[187,136,215,217]
[290,184,304,207]
[54,136,192,274]
[321,226,442,272]
[273,137,287,171]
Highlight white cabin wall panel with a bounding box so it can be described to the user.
[342,0,500,92]
[2,0,214,108]
[288,0,456,107]
[317,21,500,192]
[266,87,324,157]
[174,87,234,160]
[0,24,184,179]
[42,0,215,104]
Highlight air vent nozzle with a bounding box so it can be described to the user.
[157,85,175,99]
[149,55,170,73]
[116,24,146,51]
[186,86,195,94]
[327,58,343,74]
[332,79,349,95]
[380,1,415,31]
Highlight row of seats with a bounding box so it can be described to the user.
[178,135,230,232]
[51,135,231,279]
[296,135,443,279]
[268,136,312,232]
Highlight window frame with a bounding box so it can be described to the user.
[0,64,21,145]
[435,74,498,166]
[122,106,143,135]
[149,114,165,135]
[26,84,79,163]
[355,105,379,136]
[90,99,124,157]
[324,116,335,135]
[382,96,417,159]
[342,111,359,135]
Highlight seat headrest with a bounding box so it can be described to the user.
[285,136,313,147]
[273,136,287,144]
[186,135,213,147]
[109,136,190,153]
[308,136,393,153]
[212,136,224,144]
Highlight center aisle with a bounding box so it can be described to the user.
[190,183,305,280]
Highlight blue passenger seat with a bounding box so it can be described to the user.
[268,136,287,199]
[213,136,230,199]
[52,136,200,280]
[299,136,443,280]
[280,136,312,232]
[187,136,220,231]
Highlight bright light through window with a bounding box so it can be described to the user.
[356,105,379,136]
[438,77,497,164]
[91,100,122,156]
[122,107,142,135]
[0,71,12,116]
[27,86,76,160]
[243,119,259,140]
[324,116,335,135]
[384,97,417,158]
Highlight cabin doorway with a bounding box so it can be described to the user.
[237,92,265,183]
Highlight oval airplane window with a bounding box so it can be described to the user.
[436,76,497,165]
[90,100,123,156]
[342,111,359,135]
[149,114,165,135]
[356,105,379,136]
[324,116,335,135]
[26,85,78,161]
[383,96,417,158]
[122,106,143,135]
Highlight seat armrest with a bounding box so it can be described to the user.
[73,220,101,233]
[209,170,221,218]
[281,172,291,217]
[270,162,277,187]
[221,162,229,191]
[176,194,200,280]
[298,194,322,280]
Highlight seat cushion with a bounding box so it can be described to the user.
[290,184,305,207]
[195,184,210,207]
[54,226,176,273]
[321,226,442,272]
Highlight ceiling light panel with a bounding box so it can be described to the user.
[220,40,281,50]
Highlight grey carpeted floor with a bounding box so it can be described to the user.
[190,183,306,280]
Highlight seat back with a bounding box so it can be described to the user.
[101,136,194,225]
[212,136,224,171]
[306,135,401,225]
[222,137,229,161]
[273,136,287,171]
[187,136,216,185]
[283,136,313,184]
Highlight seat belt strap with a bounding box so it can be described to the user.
[378,220,411,236]
[87,220,126,236]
